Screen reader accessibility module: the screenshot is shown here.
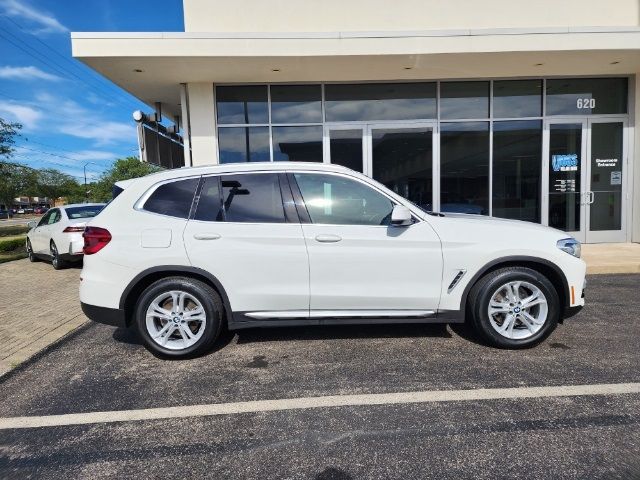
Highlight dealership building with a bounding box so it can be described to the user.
[72,0,640,243]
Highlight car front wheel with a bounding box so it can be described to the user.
[469,267,560,348]
[27,239,38,262]
[134,277,224,358]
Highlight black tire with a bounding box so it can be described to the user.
[134,277,224,358]
[468,267,560,349]
[50,241,66,270]
[26,239,39,262]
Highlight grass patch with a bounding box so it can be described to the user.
[0,225,30,237]
[0,237,26,253]
[0,251,27,264]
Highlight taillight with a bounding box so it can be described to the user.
[83,227,112,255]
[63,226,85,233]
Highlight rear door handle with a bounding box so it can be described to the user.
[193,233,221,240]
[315,234,342,243]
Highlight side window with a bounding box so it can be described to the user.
[194,176,223,222]
[195,173,285,223]
[294,173,394,226]
[143,178,199,218]
[49,210,61,224]
[38,210,53,226]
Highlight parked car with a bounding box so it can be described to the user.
[26,203,106,269]
[34,207,49,215]
[0,209,12,219]
[16,208,26,214]
[79,163,586,357]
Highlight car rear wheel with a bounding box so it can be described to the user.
[469,267,560,348]
[135,277,224,358]
[50,241,66,270]
[26,239,38,262]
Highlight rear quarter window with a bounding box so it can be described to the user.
[143,178,199,218]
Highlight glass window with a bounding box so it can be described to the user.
[492,120,542,222]
[48,209,61,224]
[194,176,223,222]
[37,210,53,226]
[294,173,394,226]
[218,127,270,163]
[221,173,285,223]
[325,83,436,122]
[144,178,199,219]
[371,127,433,211]
[546,78,627,115]
[440,82,489,119]
[548,123,582,231]
[270,85,322,123]
[65,205,104,219]
[216,85,268,124]
[329,129,363,173]
[440,122,490,214]
[493,80,542,118]
[272,126,323,162]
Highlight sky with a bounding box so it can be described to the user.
[0,0,184,183]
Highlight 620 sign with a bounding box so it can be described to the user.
[576,98,596,109]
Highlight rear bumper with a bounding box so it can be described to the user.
[81,302,126,328]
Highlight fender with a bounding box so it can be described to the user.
[119,265,234,327]
[456,255,571,319]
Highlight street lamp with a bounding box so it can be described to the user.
[83,162,98,203]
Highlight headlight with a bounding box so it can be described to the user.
[557,238,581,258]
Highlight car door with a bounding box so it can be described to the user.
[32,209,57,254]
[291,171,443,317]
[183,172,309,319]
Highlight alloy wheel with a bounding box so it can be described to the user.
[145,290,207,350]
[487,280,548,340]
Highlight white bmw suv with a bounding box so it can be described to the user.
[80,162,586,357]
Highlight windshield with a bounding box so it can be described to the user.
[65,205,104,219]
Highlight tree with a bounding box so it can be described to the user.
[35,168,80,204]
[0,162,38,210]
[92,156,161,202]
[0,117,21,158]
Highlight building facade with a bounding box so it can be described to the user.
[71,0,640,243]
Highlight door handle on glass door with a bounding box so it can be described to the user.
[588,191,595,204]
[193,233,221,240]
[315,234,342,243]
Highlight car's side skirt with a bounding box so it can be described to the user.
[230,310,463,330]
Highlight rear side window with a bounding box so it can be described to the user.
[195,173,285,223]
[65,205,104,219]
[143,178,199,218]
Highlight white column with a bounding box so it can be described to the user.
[632,74,640,243]
[185,82,218,166]
[179,84,192,167]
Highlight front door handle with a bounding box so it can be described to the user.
[193,233,221,240]
[315,234,342,243]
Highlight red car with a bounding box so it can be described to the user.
[34,207,49,215]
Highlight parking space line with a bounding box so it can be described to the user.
[1,382,639,430]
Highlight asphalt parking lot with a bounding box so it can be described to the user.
[1,273,639,479]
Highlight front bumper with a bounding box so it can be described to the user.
[81,302,126,328]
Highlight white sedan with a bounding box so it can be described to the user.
[26,203,105,269]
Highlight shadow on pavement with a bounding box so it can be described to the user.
[235,322,452,344]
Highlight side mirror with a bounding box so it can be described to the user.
[390,205,413,227]
[27,220,37,229]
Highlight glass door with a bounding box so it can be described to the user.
[544,120,586,241]
[543,119,627,243]
[367,123,436,212]
[586,119,626,243]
